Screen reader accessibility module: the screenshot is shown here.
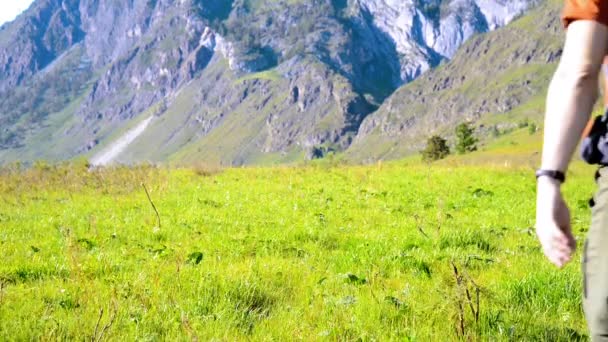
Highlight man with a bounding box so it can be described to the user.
[536,1,608,339]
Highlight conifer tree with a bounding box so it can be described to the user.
[455,122,478,154]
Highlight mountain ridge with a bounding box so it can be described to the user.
[0,0,541,166]
[347,0,563,162]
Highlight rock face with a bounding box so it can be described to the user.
[347,0,563,162]
[0,0,537,165]
[0,0,84,93]
[356,0,535,82]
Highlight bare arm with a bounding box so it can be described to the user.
[603,56,608,107]
[536,20,608,267]
[542,21,608,171]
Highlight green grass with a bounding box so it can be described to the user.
[0,152,597,339]
[235,69,282,83]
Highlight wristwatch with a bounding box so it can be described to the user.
[535,169,566,183]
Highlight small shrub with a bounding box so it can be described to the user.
[422,135,450,162]
[518,120,529,129]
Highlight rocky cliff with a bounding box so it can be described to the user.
[347,0,562,162]
[0,0,538,165]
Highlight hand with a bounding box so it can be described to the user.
[535,177,577,268]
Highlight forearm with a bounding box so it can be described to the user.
[541,21,608,172]
[541,67,598,172]
[603,58,608,106]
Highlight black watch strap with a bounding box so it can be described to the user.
[535,169,566,183]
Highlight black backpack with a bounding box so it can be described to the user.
[581,110,608,165]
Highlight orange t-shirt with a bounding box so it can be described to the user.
[562,0,608,28]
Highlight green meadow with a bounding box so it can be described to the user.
[0,131,599,340]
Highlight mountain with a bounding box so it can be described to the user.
[347,0,563,162]
[0,0,538,166]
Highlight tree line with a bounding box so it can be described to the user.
[421,120,538,162]
[421,122,478,162]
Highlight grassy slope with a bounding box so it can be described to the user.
[0,133,598,340]
[0,44,96,163]
[102,58,290,166]
[97,56,355,167]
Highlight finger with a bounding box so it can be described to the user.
[552,234,575,256]
[557,255,572,268]
[543,246,571,267]
[551,246,573,260]
[555,246,574,265]
[551,237,574,254]
[543,247,564,265]
[564,232,577,251]
[543,238,569,258]
[549,247,571,262]
[550,252,570,268]
[551,228,569,244]
[538,231,559,250]
[569,239,577,252]
[549,254,565,268]
[538,226,572,255]
[554,230,577,253]
[557,250,572,263]
[552,239,574,256]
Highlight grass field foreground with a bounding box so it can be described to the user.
[0,158,598,340]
